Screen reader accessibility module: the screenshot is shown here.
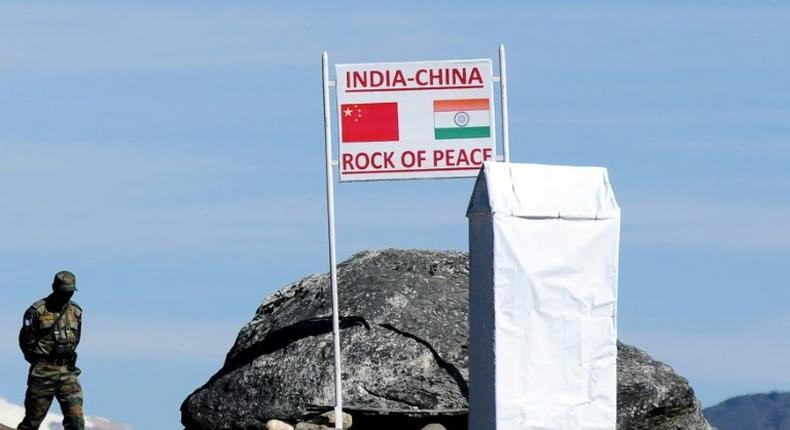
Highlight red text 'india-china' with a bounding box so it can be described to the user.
[345,67,484,92]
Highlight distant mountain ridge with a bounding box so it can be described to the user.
[704,392,790,430]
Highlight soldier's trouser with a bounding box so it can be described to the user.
[17,363,84,430]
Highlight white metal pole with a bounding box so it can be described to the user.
[322,51,344,429]
[498,44,511,163]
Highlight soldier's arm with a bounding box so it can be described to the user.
[75,307,82,346]
[18,308,38,363]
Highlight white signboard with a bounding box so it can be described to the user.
[335,59,496,181]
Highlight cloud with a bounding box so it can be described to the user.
[0,396,130,430]
[623,197,790,251]
[0,2,487,73]
[0,142,326,254]
[3,2,785,74]
[3,140,787,255]
[0,315,238,362]
[0,196,324,253]
[78,316,239,361]
[0,3,312,72]
[0,141,478,256]
[621,312,790,388]
[514,109,790,132]
[642,140,790,156]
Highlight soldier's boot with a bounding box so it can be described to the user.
[17,386,55,430]
[56,375,84,430]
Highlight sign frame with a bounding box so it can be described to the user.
[335,59,498,182]
[320,46,511,429]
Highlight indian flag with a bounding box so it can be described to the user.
[433,98,491,140]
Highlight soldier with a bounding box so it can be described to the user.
[17,271,84,430]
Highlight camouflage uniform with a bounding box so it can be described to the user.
[18,271,84,430]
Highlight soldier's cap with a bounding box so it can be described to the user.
[52,270,77,292]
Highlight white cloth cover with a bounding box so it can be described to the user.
[467,162,620,430]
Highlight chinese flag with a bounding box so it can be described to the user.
[341,102,399,143]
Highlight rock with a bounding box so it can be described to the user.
[421,425,447,430]
[182,249,468,430]
[182,249,715,430]
[294,423,330,430]
[617,342,715,430]
[266,419,295,430]
[307,411,352,429]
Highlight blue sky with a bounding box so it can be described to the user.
[1,1,788,429]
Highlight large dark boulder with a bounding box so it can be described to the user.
[617,342,715,430]
[181,249,714,430]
